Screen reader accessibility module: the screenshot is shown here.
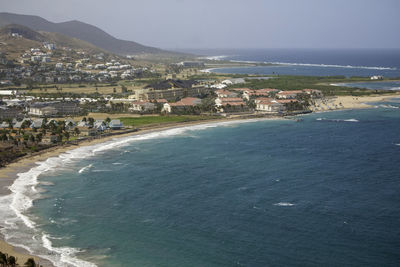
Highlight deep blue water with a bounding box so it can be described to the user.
[189,48,400,78]
[333,81,400,91]
[26,101,400,266]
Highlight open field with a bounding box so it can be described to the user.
[119,115,215,127]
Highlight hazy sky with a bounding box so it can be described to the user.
[1,0,399,49]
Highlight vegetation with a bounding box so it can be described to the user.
[226,75,397,96]
[0,250,42,267]
[119,115,214,127]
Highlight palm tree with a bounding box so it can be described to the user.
[24,258,36,267]
[7,255,16,267]
[88,117,95,128]
[64,131,70,141]
[0,252,7,266]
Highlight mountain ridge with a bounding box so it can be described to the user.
[0,12,171,56]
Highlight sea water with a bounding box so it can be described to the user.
[194,48,400,78]
[2,100,400,266]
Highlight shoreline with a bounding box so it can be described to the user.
[0,93,399,266]
[0,116,282,267]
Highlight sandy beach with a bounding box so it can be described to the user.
[311,92,400,111]
[0,92,398,266]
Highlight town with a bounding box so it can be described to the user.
[0,22,383,168]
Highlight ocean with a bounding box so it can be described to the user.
[193,48,400,80]
[1,101,400,266]
[1,49,400,267]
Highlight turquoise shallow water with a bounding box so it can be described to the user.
[333,81,400,91]
[20,101,400,266]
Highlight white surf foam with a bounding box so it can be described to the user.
[1,117,278,267]
[274,202,295,207]
[343,119,359,122]
[78,164,93,174]
[198,55,230,61]
[316,118,359,122]
[379,104,399,109]
[263,61,397,70]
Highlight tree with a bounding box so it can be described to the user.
[74,127,80,136]
[88,117,95,128]
[105,117,111,124]
[24,258,36,267]
[7,255,16,267]
[0,252,7,266]
[64,131,70,141]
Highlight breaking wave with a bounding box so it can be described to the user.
[274,202,295,207]
[316,118,359,122]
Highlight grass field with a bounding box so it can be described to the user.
[118,115,214,127]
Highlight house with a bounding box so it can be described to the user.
[41,134,60,144]
[276,90,304,99]
[77,120,89,127]
[28,103,58,117]
[129,101,156,112]
[30,119,44,129]
[77,126,97,136]
[215,97,245,107]
[13,118,32,129]
[254,97,274,104]
[256,100,285,113]
[162,97,202,113]
[65,119,76,130]
[109,119,123,130]
[243,89,277,100]
[302,89,323,98]
[0,106,23,119]
[94,120,107,132]
[0,121,10,129]
[28,102,80,117]
[215,97,246,112]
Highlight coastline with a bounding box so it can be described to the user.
[0,92,399,266]
[311,93,400,112]
[0,116,281,267]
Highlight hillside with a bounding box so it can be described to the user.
[0,12,173,56]
[0,24,108,55]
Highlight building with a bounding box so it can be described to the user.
[109,119,123,130]
[0,106,23,119]
[163,97,202,113]
[27,102,80,117]
[302,89,323,98]
[215,97,246,112]
[30,119,44,129]
[243,89,279,100]
[256,100,285,113]
[41,134,60,144]
[276,90,304,99]
[77,126,97,136]
[129,101,156,112]
[94,120,107,132]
